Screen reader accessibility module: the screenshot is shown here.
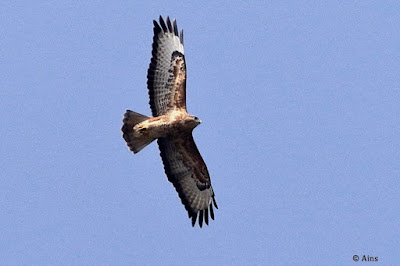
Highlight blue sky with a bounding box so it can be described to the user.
[1,1,399,265]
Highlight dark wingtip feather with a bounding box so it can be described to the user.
[213,196,218,209]
[159,16,167,32]
[180,29,184,45]
[166,16,173,33]
[205,209,209,225]
[173,19,179,36]
[210,204,215,220]
[199,210,204,228]
[191,212,197,227]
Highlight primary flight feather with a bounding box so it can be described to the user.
[122,16,218,227]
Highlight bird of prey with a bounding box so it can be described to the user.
[122,16,218,227]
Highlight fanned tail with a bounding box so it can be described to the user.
[122,110,155,153]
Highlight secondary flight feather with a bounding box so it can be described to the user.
[121,16,218,227]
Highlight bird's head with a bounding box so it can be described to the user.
[193,116,201,124]
[188,115,201,128]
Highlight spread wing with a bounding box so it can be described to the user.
[158,133,218,227]
[147,16,186,117]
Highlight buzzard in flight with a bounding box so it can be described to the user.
[122,16,218,227]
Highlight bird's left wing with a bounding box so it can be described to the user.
[158,133,218,227]
[147,16,186,117]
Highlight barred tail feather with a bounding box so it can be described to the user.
[122,110,154,153]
